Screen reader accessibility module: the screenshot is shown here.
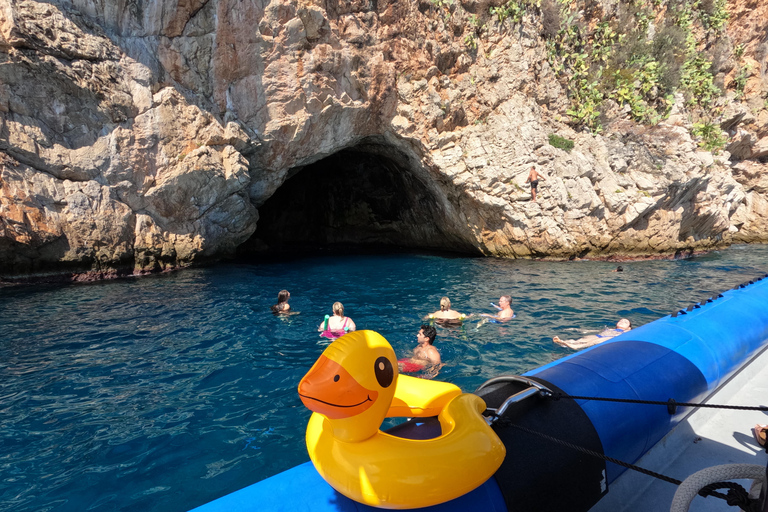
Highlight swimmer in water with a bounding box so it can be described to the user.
[425,296,470,324]
[480,295,514,322]
[553,318,632,350]
[398,325,443,378]
[271,290,292,314]
[318,301,356,339]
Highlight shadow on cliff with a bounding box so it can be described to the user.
[0,51,120,173]
[0,0,134,155]
[620,175,724,250]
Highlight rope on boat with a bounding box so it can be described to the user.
[504,422,682,484]
[548,392,768,413]
[670,464,765,512]
[503,423,765,511]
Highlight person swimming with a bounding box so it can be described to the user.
[398,325,444,378]
[480,295,514,322]
[425,297,469,324]
[271,290,292,314]
[553,318,632,350]
[318,302,356,340]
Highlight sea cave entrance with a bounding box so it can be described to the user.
[241,139,479,257]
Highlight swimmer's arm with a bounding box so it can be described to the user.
[423,363,444,379]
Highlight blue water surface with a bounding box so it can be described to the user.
[1,245,767,512]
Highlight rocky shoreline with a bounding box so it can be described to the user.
[0,243,742,286]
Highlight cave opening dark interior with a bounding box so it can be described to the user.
[238,144,479,259]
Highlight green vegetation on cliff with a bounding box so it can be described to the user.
[540,0,729,134]
[431,0,740,152]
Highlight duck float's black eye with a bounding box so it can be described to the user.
[374,357,393,388]
[333,374,340,382]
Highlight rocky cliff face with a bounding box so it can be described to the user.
[1,0,766,280]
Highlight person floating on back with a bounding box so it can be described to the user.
[318,302,356,340]
[425,296,469,325]
[553,318,631,350]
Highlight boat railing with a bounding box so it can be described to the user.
[475,375,553,424]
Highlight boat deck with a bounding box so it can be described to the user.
[590,345,768,512]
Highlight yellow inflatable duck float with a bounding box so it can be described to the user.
[298,330,505,509]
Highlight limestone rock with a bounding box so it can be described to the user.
[1,0,767,280]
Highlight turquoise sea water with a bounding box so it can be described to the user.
[1,245,767,512]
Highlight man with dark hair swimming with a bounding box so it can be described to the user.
[412,325,440,365]
[398,325,442,375]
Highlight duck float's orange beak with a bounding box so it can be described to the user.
[298,355,378,419]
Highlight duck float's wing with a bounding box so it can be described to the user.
[387,374,461,418]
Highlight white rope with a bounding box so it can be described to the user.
[670,464,765,512]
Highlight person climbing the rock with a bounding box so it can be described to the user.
[525,166,545,202]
